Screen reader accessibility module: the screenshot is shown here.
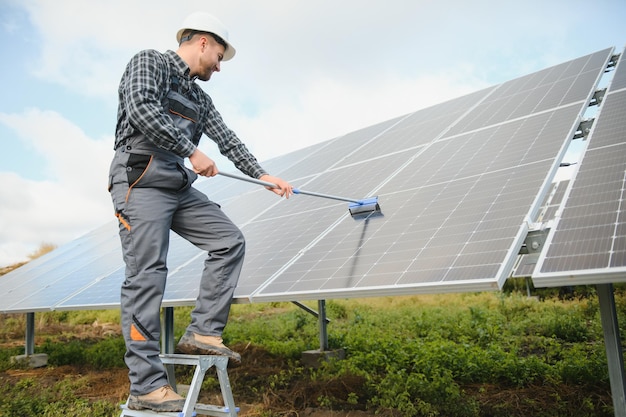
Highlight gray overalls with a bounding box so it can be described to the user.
[109,73,245,396]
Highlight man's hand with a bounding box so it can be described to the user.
[189,148,218,177]
[259,174,293,198]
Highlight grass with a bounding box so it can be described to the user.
[0,284,622,416]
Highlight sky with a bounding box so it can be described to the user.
[0,0,624,267]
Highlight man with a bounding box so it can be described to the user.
[108,11,292,412]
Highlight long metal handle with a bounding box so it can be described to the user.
[293,188,359,204]
[217,171,277,188]
[217,171,362,204]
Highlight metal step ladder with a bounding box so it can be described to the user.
[120,354,238,417]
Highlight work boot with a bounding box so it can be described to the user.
[176,330,242,365]
[127,385,185,412]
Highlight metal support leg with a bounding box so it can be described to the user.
[318,300,328,351]
[597,284,626,417]
[162,307,176,390]
[162,308,175,354]
[25,312,35,355]
[120,354,238,417]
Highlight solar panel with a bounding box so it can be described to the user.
[0,222,119,313]
[250,104,596,301]
[241,48,613,301]
[446,49,613,136]
[0,47,614,312]
[533,47,626,286]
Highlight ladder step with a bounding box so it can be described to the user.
[120,354,238,417]
[195,404,240,416]
[120,404,240,417]
[119,405,192,417]
[160,354,229,368]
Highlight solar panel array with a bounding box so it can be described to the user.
[0,47,615,312]
[244,48,613,301]
[533,47,626,287]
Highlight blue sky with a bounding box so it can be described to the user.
[0,0,624,266]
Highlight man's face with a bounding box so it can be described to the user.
[197,36,225,81]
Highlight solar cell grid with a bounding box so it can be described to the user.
[271,118,402,181]
[228,150,416,297]
[6,247,123,313]
[447,48,612,137]
[533,51,626,284]
[56,269,125,310]
[609,48,626,91]
[218,186,287,225]
[251,98,594,301]
[0,222,119,312]
[341,88,498,165]
[258,140,331,175]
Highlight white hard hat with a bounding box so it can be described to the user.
[176,12,236,61]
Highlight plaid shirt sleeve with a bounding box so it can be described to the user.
[116,50,196,158]
[198,90,268,179]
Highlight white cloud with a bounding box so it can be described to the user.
[0,109,113,188]
[14,0,622,111]
[0,110,113,267]
[17,0,178,100]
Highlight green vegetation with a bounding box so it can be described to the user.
[0,284,623,416]
[0,375,118,417]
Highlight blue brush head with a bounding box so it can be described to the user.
[349,197,381,218]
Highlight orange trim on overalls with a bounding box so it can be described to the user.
[116,212,131,231]
[169,109,197,123]
[130,324,147,341]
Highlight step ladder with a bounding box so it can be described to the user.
[120,354,238,417]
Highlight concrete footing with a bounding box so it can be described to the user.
[301,348,345,368]
[11,353,48,368]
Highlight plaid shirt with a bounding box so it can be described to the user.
[114,49,267,179]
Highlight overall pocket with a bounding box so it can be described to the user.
[126,153,189,191]
[126,153,153,186]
